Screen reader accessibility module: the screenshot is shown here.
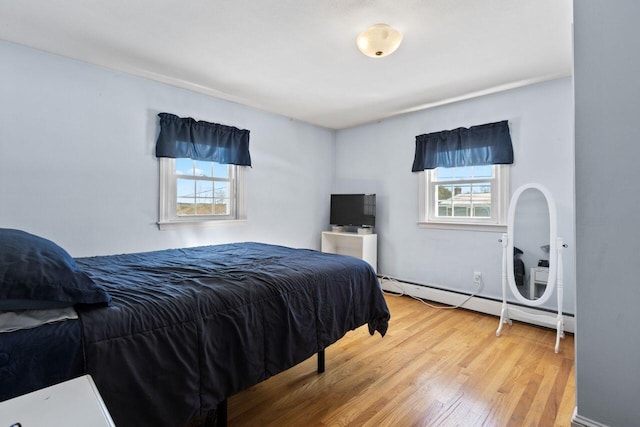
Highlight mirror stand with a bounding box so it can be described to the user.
[495,183,567,353]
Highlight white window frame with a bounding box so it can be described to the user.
[417,165,509,232]
[157,158,247,230]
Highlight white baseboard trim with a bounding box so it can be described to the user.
[380,277,575,334]
[571,407,610,427]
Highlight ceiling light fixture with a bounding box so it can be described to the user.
[356,23,403,58]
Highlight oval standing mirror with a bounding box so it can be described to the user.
[506,184,557,307]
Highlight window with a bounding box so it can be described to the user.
[158,158,246,229]
[418,164,508,230]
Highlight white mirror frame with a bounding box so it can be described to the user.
[506,183,557,306]
[497,183,566,353]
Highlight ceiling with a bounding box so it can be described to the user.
[0,0,573,130]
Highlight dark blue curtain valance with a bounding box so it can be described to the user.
[411,120,513,172]
[155,113,251,166]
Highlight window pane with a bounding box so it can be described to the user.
[474,206,491,217]
[177,202,195,215]
[213,163,229,178]
[471,183,491,218]
[473,165,493,178]
[194,180,213,215]
[177,178,195,216]
[196,198,213,215]
[454,166,473,180]
[435,165,495,182]
[196,180,213,198]
[214,199,230,215]
[176,158,193,176]
[473,184,491,194]
[214,182,230,215]
[434,166,473,181]
[213,182,230,203]
[453,184,471,195]
[438,205,451,216]
[177,178,195,199]
[452,184,471,217]
[194,160,212,177]
[437,184,453,201]
[214,182,229,199]
[436,184,453,217]
[435,167,454,180]
[453,206,469,216]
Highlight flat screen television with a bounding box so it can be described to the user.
[330,194,376,227]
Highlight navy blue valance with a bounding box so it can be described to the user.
[155,113,251,166]
[411,120,513,172]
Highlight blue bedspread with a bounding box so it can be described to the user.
[0,319,83,402]
[74,242,389,427]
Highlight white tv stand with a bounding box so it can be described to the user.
[321,231,377,273]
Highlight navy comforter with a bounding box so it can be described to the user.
[0,319,83,401]
[74,242,389,427]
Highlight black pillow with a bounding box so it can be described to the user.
[0,228,111,311]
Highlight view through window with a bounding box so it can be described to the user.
[434,165,492,219]
[419,164,508,229]
[175,158,233,217]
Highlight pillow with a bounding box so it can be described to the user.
[0,228,111,311]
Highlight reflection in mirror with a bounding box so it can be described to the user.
[513,188,550,300]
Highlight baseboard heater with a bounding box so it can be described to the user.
[379,276,575,334]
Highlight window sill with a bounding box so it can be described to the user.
[157,219,247,231]
[417,221,506,233]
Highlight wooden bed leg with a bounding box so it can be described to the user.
[216,399,228,427]
[317,349,325,374]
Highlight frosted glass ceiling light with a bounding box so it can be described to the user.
[356,23,403,58]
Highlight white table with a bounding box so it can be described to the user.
[0,375,115,427]
[529,266,549,299]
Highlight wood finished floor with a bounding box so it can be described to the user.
[227,294,575,427]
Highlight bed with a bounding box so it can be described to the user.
[0,229,390,427]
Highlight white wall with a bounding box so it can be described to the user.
[334,78,575,313]
[0,41,334,257]
[574,1,640,425]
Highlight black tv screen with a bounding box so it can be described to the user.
[330,194,376,227]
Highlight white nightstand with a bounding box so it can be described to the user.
[529,266,549,300]
[0,375,115,427]
[321,231,377,273]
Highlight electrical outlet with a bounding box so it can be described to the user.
[473,271,482,284]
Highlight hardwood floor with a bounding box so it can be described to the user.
[227,294,575,426]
